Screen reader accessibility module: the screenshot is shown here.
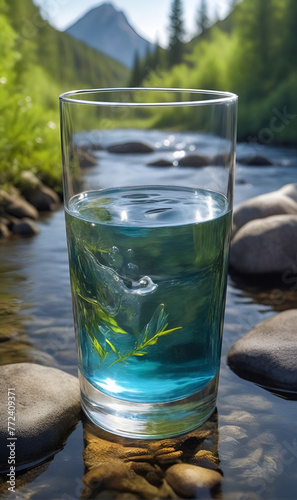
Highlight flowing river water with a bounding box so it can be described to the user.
[0,130,297,499]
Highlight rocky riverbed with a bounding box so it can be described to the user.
[0,130,296,499]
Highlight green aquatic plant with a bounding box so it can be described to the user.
[78,291,182,366]
[109,304,182,366]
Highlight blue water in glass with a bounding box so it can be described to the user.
[65,186,231,403]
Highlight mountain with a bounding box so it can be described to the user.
[6,0,129,90]
[66,2,154,68]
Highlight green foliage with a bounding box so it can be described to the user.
[0,0,129,193]
[143,0,297,144]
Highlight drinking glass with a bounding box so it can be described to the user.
[59,88,237,439]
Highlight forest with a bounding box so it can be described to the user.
[0,0,296,193]
[132,0,297,144]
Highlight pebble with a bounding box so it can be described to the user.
[0,363,81,467]
[165,463,222,497]
[219,425,248,440]
[219,410,255,425]
[219,435,240,461]
[227,309,297,394]
[229,447,263,469]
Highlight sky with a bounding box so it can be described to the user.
[32,0,232,47]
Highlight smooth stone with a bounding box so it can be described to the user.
[11,218,40,236]
[0,363,81,467]
[82,460,159,498]
[219,425,248,440]
[219,410,255,425]
[237,154,274,166]
[0,189,39,220]
[230,214,297,274]
[229,447,263,469]
[218,435,240,461]
[147,158,173,167]
[107,141,154,154]
[165,463,222,497]
[227,309,297,394]
[193,450,220,470]
[20,171,60,211]
[178,154,211,167]
[232,183,297,234]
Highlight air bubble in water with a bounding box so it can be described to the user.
[131,276,157,295]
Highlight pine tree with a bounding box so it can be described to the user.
[196,0,208,35]
[234,0,277,99]
[168,0,184,67]
[129,52,142,86]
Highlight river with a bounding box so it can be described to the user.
[0,130,297,499]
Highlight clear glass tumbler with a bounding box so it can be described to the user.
[59,88,238,439]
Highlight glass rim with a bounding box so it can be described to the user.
[59,87,238,107]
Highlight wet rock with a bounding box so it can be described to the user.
[178,154,211,167]
[218,435,239,461]
[229,447,263,469]
[165,463,222,497]
[11,218,39,236]
[107,141,154,154]
[193,450,220,469]
[147,158,173,167]
[219,425,248,440]
[227,309,297,394]
[20,171,60,211]
[230,214,297,274]
[0,220,10,238]
[0,189,38,220]
[232,183,297,235]
[219,410,255,425]
[237,154,274,166]
[0,363,81,467]
[82,460,159,498]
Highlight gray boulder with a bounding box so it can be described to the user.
[107,141,154,154]
[230,214,297,274]
[0,189,38,220]
[20,171,60,211]
[233,184,297,235]
[227,309,297,395]
[178,154,211,167]
[0,363,81,467]
[11,218,39,236]
[237,154,274,166]
[147,158,173,167]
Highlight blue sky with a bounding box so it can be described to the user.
[32,0,232,47]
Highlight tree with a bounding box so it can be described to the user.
[196,0,209,35]
[129,52,142,86]
[233,0,277,100]
[168,0,184,67]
